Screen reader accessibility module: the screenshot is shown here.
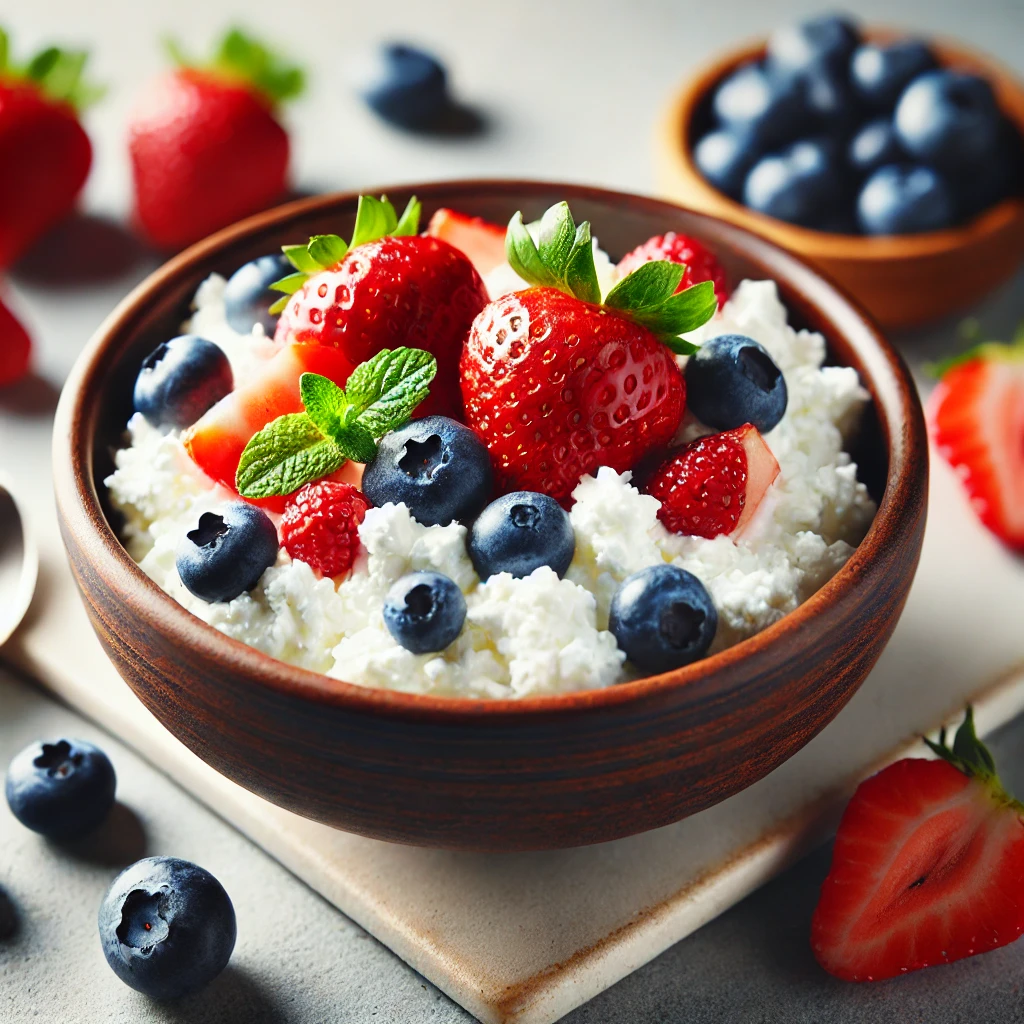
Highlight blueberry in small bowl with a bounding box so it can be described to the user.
[857,165,955,236]
[98,856,236,999]
[5,737,116,840]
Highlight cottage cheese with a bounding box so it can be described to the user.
[105,268,875,698]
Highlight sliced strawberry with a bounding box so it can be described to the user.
[426,207,507,278]
[645,424,779,538]
[182,342,360,513]
[928,338,1024,553]
[812,709,1024,982]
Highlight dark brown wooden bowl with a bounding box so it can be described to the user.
[53,181,928,851]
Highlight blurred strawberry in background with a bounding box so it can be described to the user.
[128,28,303,252]
[0,294,32,386]
[0,28,99,269]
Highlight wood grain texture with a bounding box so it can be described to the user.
[656,32,1024,329]
[52,181,928,851]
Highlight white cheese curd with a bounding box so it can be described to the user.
[105,270,876,698]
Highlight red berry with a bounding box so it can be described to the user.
[280,481,371,579]
[275,234,489,419]
[928,340,1024,553]
[0,64,93,268]
[616,232,729,309]
[645,423,779,538]
[460,287,685,505]
[812,712,1024,982]
[0,297,32,386]
[426,207,507,278]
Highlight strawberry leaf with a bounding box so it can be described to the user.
[307,233,349,269]
[268,294,291,315]
[269,271,309,296]
[604,260,686,311]
[393,196,422,237]
[506,213,558,288]
[537,202,576,276]
[236,414,345,499]
[3,33,103,110]
[926,324,1024,379]
[214,28,304,105]
[351,195,394,248]
[282,243,324,273]
[564,221,601,306]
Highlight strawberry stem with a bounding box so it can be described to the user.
[926,322,1024,379]
[0,26,103,109]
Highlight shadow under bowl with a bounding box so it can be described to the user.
[53,181,928,851]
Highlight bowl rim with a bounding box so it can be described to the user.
[659,29,1024,259]
[54,178,927,723]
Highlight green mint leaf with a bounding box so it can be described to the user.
[269,271,308,295]
[536,202,576,277]
[393,196,421,236]
[563,220,601,306]
[332,421,378,464]
[236,413,345,498]
[268,294,290,315]
[299,373,349,439]
[604,260,686,312]
[348,347,438,436]
[282,244,321,273]
[506,212,558,289]
[307,234,348,268]
[351,195,395,248]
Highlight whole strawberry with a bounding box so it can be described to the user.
[928,328,1024,553]
[646,423,779,538]
[0,295,32,386]
[813,708,1024,982]
[616,232,730,310]
[460,202,718,504]
[0,29,99,268]
[128,29,303,251]
[272,195,488,418]
[281,481,371,578]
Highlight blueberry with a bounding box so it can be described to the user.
[223,254,292,336]
[609,564,717,674]
[5,738,116,840]
[175,503,279,603]
[711,63,806,147]
[469,492,574,580]
[766,14,860,81]
[354,43,450,130]
[857,165,955,235]
[362,415,493,526]
[743,138,849,228]
[382,571,466,654]
[850,40,937,109]
[693,128,761,199]
[98,856,236,1000]
[848,119,905,176]
[798,65,861,131]
[950,116,1024,220]
[684,334,788,433]
[894,70,1003,173]
[133,335,233,429]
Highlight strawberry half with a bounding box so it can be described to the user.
[129,30,303,251]
[928,331,1024,553]
[812,708,1024,982]
[272,195,489,419]
[182,342,361,512]
[616,232,730,310]
[645,424,780,538]
[460,202,719,505]
[426,207,507,278]
[0,33,98,268]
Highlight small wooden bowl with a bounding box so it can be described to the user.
[657,33,1024,329]
[53,181,928,851]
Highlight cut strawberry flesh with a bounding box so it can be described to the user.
[733,423,781,534]
[928,354,1024,552]
[812,757,1024,982]
[426,207,507,278]
[183,342,358,513]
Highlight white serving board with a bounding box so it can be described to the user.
[2,399,1023,1023]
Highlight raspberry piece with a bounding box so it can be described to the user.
[646,430,748,538]
[616,232,730,309]
[280,481,371,578]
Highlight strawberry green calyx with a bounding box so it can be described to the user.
[928,322,1024,379]
[924,707,1024,813]
[267,194,422,314]
[0,27,104,109]
[505,201,718,355]
[166,27,304,107]
[236,346,437,498]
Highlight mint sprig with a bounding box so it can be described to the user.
[235,347,437,499]
[505,201,717,352]
[0,27,104,109]
[268,194,421,314]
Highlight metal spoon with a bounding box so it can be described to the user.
[0,473,37,646]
